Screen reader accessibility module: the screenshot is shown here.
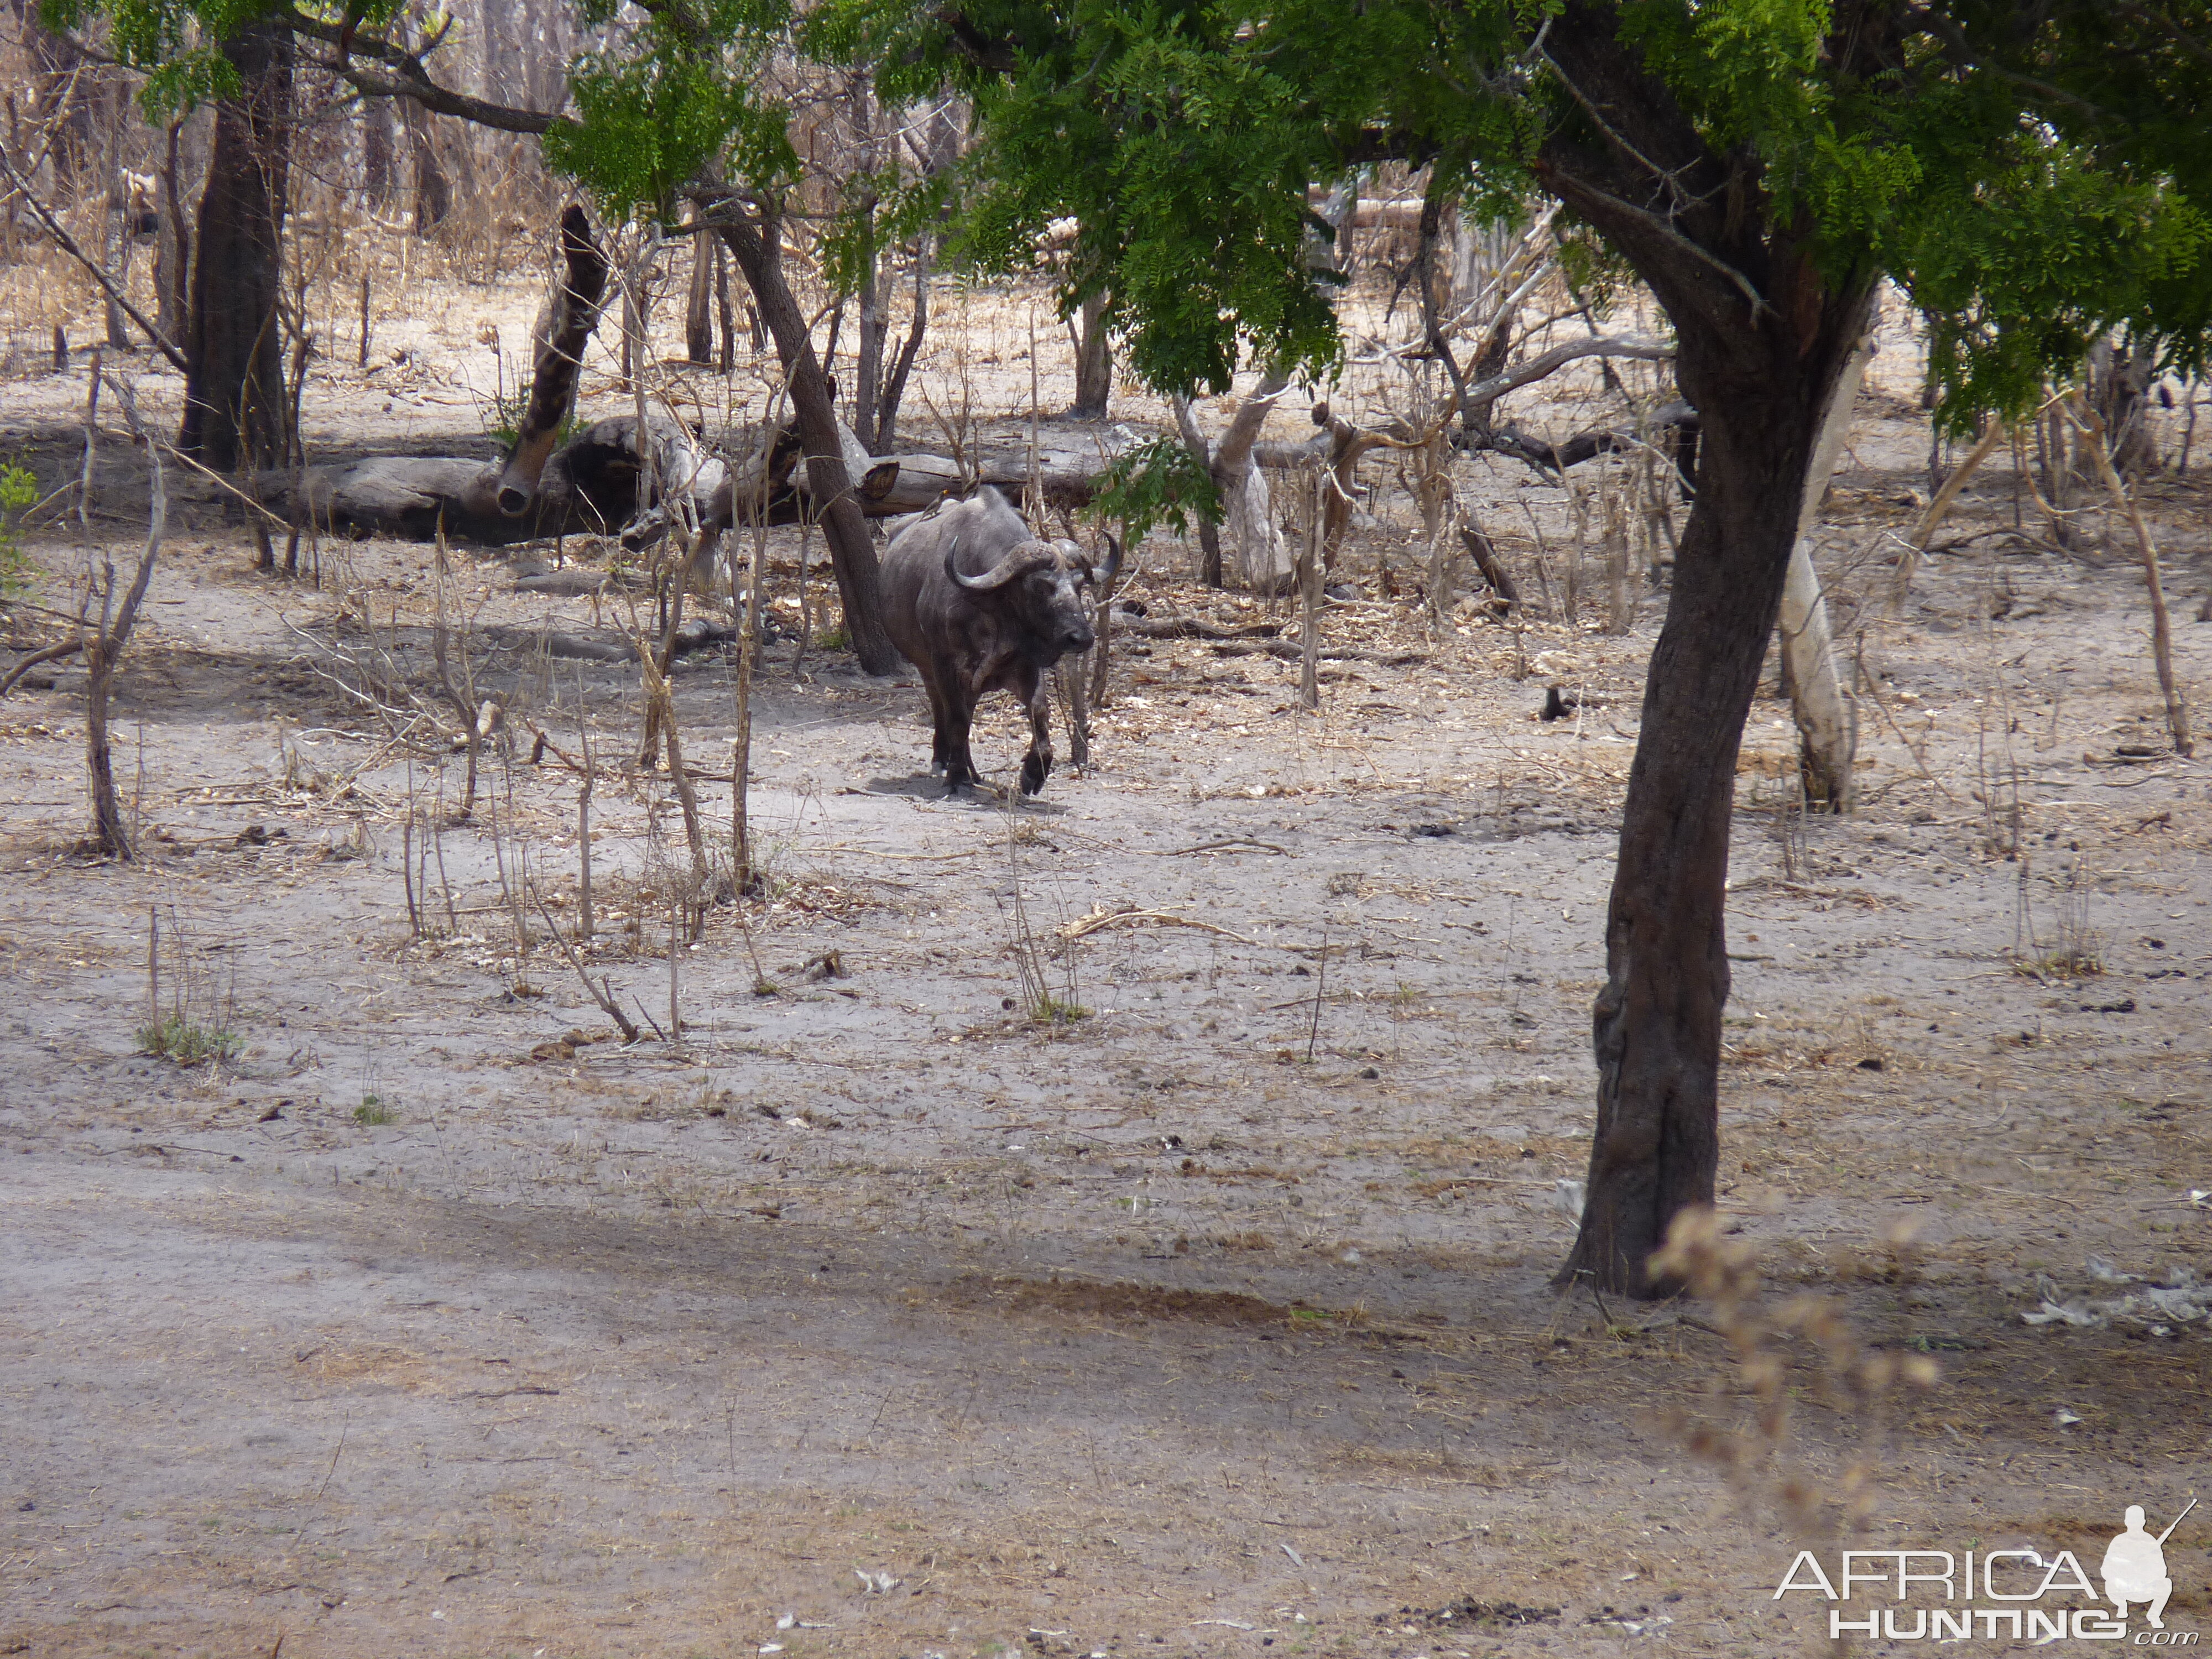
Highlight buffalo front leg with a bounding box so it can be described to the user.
[1019,669,1054,796]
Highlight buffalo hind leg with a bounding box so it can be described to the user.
[924,680,953,776]
[931,656,983,792]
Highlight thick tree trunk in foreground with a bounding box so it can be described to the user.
[712,202,899,674]
[1527,0,1885,1299]
[179,24,291,470]
[1556,294,1873,1296]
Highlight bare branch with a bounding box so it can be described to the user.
[1459,336,1673,427]
[287,12,565,135]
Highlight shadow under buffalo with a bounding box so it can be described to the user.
[860,774,1072,812]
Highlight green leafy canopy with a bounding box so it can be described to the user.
[822,0,2212,420]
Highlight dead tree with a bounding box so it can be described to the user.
[1173,372,1290,588]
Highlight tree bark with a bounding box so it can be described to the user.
[854,252,888,453]
[1557,286,1873,1293]
[1171,395,1225,585]
[1071,289,1113,418]
[710,200,899,674]
[1516,0,1888,1299]
[874,242,930,455]
[179,23,291,471]
[1778,331,1870,810]
[403,98,450,232]
[155,119,191,351]
[362,96,396,206]
[685,221,717,366]
[1175,372,1290,588]
[1561,345,1851,1296]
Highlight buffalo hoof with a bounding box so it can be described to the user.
[1020,753,1051,796]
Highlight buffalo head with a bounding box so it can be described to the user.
[945,533,1122,664]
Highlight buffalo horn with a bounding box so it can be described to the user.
[947,536,1050,592]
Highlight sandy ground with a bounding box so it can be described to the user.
[2,269,2210,1659]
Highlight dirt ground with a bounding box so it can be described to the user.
[2,273,2210,1659]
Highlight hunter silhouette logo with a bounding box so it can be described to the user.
[2106,1500,2195,1631]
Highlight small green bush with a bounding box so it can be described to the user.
[481,364,583,455]
[137,1013,240,1066]
[0,461,38,597]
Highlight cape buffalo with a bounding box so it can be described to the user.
[879,487,1120,796]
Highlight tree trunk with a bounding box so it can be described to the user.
[2088,336,2161,478]
[404,99,450,232]
[496,205,609,513]
[874,241,930,455]
[100,99,132,352]
[714,245,735,374]
[154,119,191,351]
[179,23,290,471]
[1778,331,1870,810]
[685,222,717,366]
[1175,373,1288,588]
[362,96,395,206]
[713,204,899,674]
[1071,289,1112,419]
[1172,395,1225,586]
[84,406,165,860]
[853,249,886,452]
[1558,280,1876,1297]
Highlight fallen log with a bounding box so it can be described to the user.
[275,456,515,541]
[267,414,722,544]
[484,615,740,665]
[259,417,1146,545]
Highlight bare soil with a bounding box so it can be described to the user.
[2,285,2210,1659]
